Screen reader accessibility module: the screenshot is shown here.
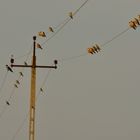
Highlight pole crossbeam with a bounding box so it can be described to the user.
[11,65,57,69]
[10,36,57,140]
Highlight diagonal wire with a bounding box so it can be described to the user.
[0,86,16,119]
[58,53,88,63]
[101,27,130,47]
[73,0,89,16]
[0,71,8,99]
[41,0,90,48]
[0,104,8,119]
[58,27,131,63]
[10,69,52,140]
[1,0,90,136]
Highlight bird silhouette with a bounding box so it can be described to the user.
[6,101,10,106]
[19,72,24,77]
[38,31,46,37]
[6,65,13,72]
[36,43,43,49]
[49,27,54,32]
[69,12,73,19]
[129,21,137,29]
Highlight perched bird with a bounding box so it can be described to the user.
[93,46,98,53]
[6,65,13,72]
[14,84,18,88]
[6,101,10,106]
[36,43,43,49]
[16,80,20,85]
[49,26,54,32]
[133,18,140,25]
[87,48,94,54]
[69,12,73,19]
[40,88,43,92]
[24,62,28,66]
[95,44,101,51]
[129,21,137,29]
[19,72,24,77]
[38,31,46,37]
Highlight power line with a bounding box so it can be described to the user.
[0,71,8,99]
[10,67,52,140]
[41,0,90,48]
[101,28,130,47]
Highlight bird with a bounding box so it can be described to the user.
[129,21,137,30]
[38,31,46,37]
[69,12,73,19]
[6,65,13,72]
[40,88,43,92]
[133,18,140,25]
[93,46,98,53]
[16,80,20,85]
[19,72,24,77]
[14,84,18,88]
[87,48,94,54]
[6,101,10,106]
[49,26,54,32]
[36,43,43,49]
[95,44,101,51]
[24,62,28,66]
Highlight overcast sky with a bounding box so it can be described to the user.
[0,0,140,140]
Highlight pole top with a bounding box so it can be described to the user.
[33,36,36,41]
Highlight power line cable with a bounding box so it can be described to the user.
[41,0,90,48]
[0,71,8,99]
[10,69,52,140]
[57,27,132,62]
[101,28,130,47]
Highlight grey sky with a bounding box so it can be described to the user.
[0,0,140,140]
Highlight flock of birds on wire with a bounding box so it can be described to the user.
[0,0,140,140]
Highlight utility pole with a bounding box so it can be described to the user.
[11,36,58,140]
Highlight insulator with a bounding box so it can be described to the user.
[54,60,58,65]
[10,55,14,64]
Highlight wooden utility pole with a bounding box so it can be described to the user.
[11,36,57,140]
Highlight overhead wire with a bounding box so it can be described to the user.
[0,48,32,120]
[40,0,90,48]
[0,84,17,119]
[1,0,138,139]
[11,69,52,140]
[57,27,132,63]
[14,47,32,60]
[0,0,90,125]
[101,27,130,47]
[0,71,8,99]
